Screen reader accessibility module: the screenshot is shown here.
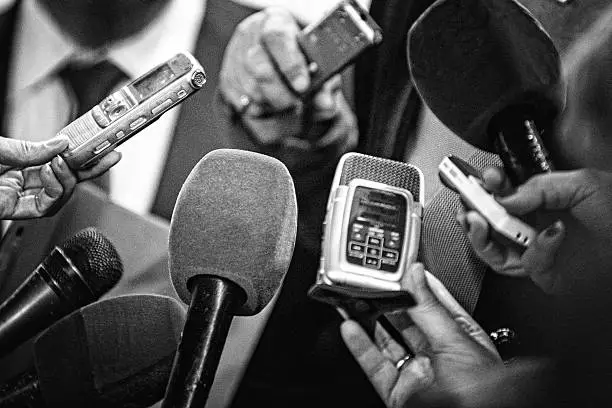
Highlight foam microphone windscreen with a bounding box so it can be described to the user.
[34,294,186,408]
[407,0,562,151]
[169,149,297,315]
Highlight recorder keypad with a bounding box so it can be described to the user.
[348,223,401,272]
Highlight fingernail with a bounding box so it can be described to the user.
[544,220,564,238]
[55,155,67,169]
[292,75,309,93]
[46,136,69,150]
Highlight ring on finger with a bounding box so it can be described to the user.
[395,354,413,371]
[238,94,252,114]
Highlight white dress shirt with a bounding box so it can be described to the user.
[5,0,205,215]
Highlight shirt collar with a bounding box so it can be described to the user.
[9,0,205,98]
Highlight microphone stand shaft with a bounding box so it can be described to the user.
[162,276,242,408]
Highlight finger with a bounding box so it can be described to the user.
[497,170,598,215]
[465,211,527,277]
[387,311,429,355]
[45,156,76,216]
[0,136,69,168]
[374,321,409,363]
[402,263,473,349]
[521,220,566,293]
[482,167,514,196]
[76,151,121,181]
[247,45,300,111]
[340,320,398,401]
[391,356,434,406]
[424,272,499,356]
[50,156,77,194]
[260,8,310,94]
[310,75,342,118]
[464,211,506,266]
[10,163,61,219]
[313,94,358,149]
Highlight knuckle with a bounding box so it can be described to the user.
[236,12,264,37]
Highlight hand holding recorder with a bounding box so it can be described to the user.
[219,1,380,164]
[340,263,502,408]
[0,136,87,219]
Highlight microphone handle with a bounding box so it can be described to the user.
[0,368,43,408]
[162,276,244,408]
[0,269,67,357]
[489,104,555,186]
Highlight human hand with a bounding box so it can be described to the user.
[0,136,121,219]
[219,7,356,152]
[458,167,612,294]
[340,264,502,408]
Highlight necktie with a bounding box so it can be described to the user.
[59,60,128,192]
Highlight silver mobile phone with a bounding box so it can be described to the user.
[317,153,424,291]
[59,52,206,170]
[438,155,537,247]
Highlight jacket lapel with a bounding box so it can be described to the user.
[151,0,256,220]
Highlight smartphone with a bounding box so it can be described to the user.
[317,152,424,291]
[438,155,537,247]
[297,0,382,96]
[58,52,206,170]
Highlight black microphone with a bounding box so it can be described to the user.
[0,227,122,357]
[0,294,186,408]
[162,149,297,408]
[407,0,564,185]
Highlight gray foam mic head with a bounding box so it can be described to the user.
[34,294,186,408]
[169,149,297,316]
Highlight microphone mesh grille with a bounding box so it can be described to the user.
[339,153,423,201]
[61,228,123,297]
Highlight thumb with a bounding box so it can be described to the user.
[0,136,69,167]
[521,220,566,293]
[497,170,597,215]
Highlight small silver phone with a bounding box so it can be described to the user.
[438,155,537,247]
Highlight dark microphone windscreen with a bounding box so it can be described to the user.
[60,227,123,297]
[169,149,297,315]
[33,294,186,407]
[408,0,562,151]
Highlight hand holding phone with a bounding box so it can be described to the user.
[438,155,537,247]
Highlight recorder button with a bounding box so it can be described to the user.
[151,99,174,115]
[367,237,382,246]
[177,89,187,98]
[385,238,400,249]
[365,257,380,268]
[382,250,398,261]
[351,231,365,242]
[350,243,365,253]
[93,140,111,154]
[367,247,380,256]
[129,117,147,130]
[115,130,126,140]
